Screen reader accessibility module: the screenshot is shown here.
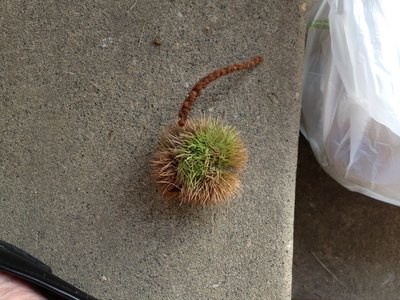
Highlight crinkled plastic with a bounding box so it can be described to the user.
[301,0,400,206]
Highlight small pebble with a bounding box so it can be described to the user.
[152,38,162,46]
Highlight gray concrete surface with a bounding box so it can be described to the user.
[0,1,305,299]
[293,136,400,300]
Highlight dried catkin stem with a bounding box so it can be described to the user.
[178,56,263,126]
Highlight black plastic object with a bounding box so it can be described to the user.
[0,240,98,300]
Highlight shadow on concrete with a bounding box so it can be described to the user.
[293,135,400,300]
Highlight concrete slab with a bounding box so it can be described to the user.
[0,1,305,299]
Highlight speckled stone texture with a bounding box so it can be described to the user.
[0,1,305,299]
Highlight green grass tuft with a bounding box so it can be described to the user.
[177,120,241,187]
[307,19,329,30]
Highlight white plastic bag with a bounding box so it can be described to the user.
[301,0,400,206]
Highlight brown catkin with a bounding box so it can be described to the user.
[178,56,263,126]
